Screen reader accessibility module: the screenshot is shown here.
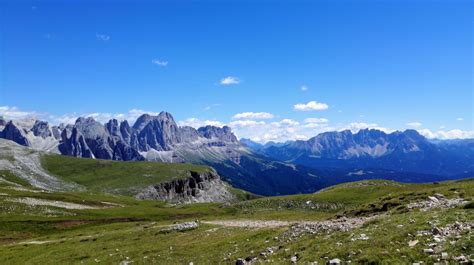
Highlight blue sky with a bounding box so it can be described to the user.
[0,0,472,142]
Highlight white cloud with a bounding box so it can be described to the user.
[406,122,422,128]
[232,112,274,120]
[96,34,110,41]
[152,59,168,67]
[229,120,266,127]
[178,118,225,128]
[418,129,474,139]
[0,106,38,120]
[304,118,329,123]
[301,85,308,91]
[220,76,240,85]
[293,101,329,111]
[457,118,464,121]
[272,119,299,126]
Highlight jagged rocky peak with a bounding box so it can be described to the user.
[119,120,132,142]
[58,116,114,159]
[132,111,182,151]
[198,125,238,142]
[1,120,29,146]
[74,117,110,139]
[31,120,52,138]
[105,119,120,136]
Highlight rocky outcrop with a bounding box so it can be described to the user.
[135,170,236,204]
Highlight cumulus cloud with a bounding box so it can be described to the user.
[178,118,225,128]
[152,59,168,67]
[406,122,422,128]
[232,112,274,120]
[293,101,329,111]
[220,76,240,85]
[96,34,110,41]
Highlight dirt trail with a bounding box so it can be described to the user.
[202,220,292,228]
[202,216,375,229]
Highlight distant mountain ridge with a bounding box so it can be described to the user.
[246,129,474,177]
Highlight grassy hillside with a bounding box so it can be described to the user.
[41,154,212,195]
[0,174,472,264]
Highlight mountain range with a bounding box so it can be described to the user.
[1,112,472,195]
[243,129,474,177]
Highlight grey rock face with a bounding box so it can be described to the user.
[59,118,114,159]
[133,112,182,151]
[51,126,62,140]
[59,127,94,158]
[1,121,29,146]
[135,170,236,204]
[105,119,121,138]
[31,121,52,138]
[112,141,144,161]
[119,120,132,143]
[198,125,238,143]
[179,126,201,142]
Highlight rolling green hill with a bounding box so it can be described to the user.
[41,154,212,195]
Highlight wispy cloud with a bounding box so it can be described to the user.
[301,85,308,91]
[293,101,329,111]
[304,118,329,123]
[152,59,168,67]
[96,33,110,42]
[406,122,422,128]
[457,117,464,121]
[220,76,240,85]
[204,104,221,111]
[233,112,274,120]
[229,120,266,127]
